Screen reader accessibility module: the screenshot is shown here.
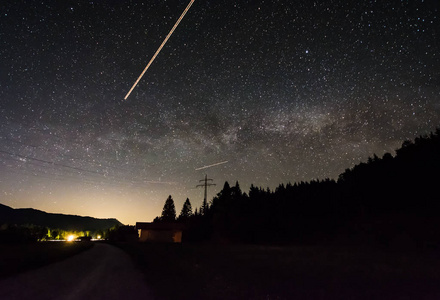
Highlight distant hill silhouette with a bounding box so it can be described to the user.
[0,203,122,231]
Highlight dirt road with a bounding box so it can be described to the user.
[0,243,154,300]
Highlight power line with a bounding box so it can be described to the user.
[0,150,178,187]
[1,136,162,177]
[0,149,100,175]
[0,159,170,190]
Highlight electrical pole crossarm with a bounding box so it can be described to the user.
[199,178,213,182]
[196,183,215,187]
[196,174,216,215]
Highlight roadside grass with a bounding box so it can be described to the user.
[117,243,440,300]
[0,242,94,278]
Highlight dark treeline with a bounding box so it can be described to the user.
[157,128,440,246]
[0,223,114,243]
[185,179,342,244]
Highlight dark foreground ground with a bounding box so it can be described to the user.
[0,243,152,300]
[2,242,439,299]
[0,242,93,278]
[116,242,440,300]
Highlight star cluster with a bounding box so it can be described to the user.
[1,0,439,224]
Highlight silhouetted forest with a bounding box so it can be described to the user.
[157,128,440,246]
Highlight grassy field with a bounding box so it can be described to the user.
[117,243,440,300]
[0,242,94,278]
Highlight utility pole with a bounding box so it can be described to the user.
[196,174,215,215]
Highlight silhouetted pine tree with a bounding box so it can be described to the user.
[161,195,176,222]
[178,198,193,221]
[201,199,210,216]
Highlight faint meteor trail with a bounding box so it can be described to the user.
[143,180,178,185]
[195,161,229,171]
[124,0,195,100]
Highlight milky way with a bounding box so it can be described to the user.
[0,0,439,224]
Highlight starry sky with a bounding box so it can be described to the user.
[1,0,439,225]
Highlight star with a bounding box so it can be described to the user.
[0,0,438,224]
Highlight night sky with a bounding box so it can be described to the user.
[1,0,439,224]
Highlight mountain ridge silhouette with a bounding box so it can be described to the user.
[0,203,122,231]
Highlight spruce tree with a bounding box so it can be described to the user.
[161,195,176,222]
[178,198,193,221]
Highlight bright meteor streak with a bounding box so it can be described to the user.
[124,0,195,100]
[195,161,229,171]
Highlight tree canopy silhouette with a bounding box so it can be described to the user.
[160,195,176,222]
[178,198,193,221]
[153,127,440,245]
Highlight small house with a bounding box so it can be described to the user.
[136,222,185,243]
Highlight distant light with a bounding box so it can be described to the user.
[67,235,75,242]
[97,235,101,239]
[305,50,309,54]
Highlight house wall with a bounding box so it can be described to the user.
[173,230,182,243]
[139,229,182,243]
[138,229,151,242]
